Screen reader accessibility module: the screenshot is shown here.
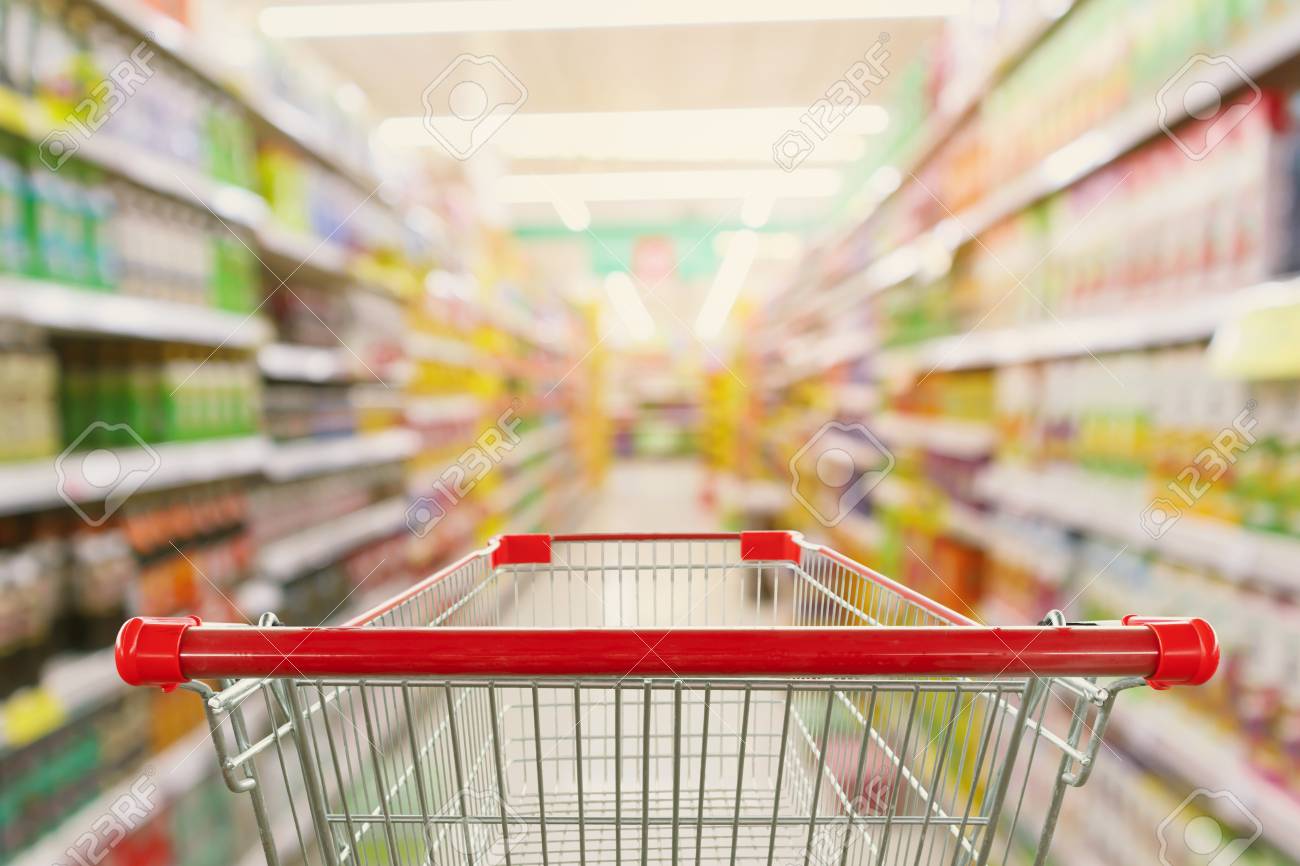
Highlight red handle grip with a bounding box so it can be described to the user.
[116,616,1218,689]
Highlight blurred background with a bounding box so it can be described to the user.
[1,0,1298,864]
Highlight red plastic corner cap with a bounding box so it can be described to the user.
[1124,615,1219,689]
[491,534,553,566]
[116,616,200,689]
[740,531,802,564]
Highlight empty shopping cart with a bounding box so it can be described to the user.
[116,531,1217,866]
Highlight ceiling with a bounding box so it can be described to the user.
[231,1,950,343]
[234,2,943,230]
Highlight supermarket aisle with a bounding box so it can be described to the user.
[577,459,718,534]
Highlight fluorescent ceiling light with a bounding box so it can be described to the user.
[696,230,759,339]
[552,199,591,232]
[379,108,886,162]
[741,193,775,229]
[604,272,656,341]
[716,231,804,260]
[869,164,902,196]
[262,0,969,38]
[498,169,841,204]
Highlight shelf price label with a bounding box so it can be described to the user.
[1210,298,1300,379]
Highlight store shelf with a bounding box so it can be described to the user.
[406,395,485,426]
[1110,696,1300,863]
[852,2,1079,229]
[0,436,268,517]
[873,412,996,460]
[262,428,419,481]
[979,463,1300,591]
[507,422,571,465]
[837,383,878,415]
[717,474,789,517]
[257,496,409,582]
[0,84,268,231]
[0,276,273,347]
[11,721,215,866]
[258,342,355,383]
[0,647,122,751]
[74,130,267,230]
[83,0,384,196]
[880,277,1300,373]
[772,5,1082,323]
[863,7,1300,296]
[255,220,353,279]
[833,510,884,551]
[407,333,481,367]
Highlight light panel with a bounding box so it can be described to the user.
[262,0,969,38]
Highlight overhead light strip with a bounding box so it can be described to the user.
[497,169,842,203]
[262,0,970,38]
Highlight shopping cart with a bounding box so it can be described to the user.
[116,531,1217,866]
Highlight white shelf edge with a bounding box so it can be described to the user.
[880,276,1300,372]
[834,511,884,551]
[861,8,1300,296]
[852,1,1080,230]
[74,131,268,230]
[0,276,273,347]
[255,221,353,279]
[258,343,354,383]
[979,463,1300,592]
[406,333,482,367]
[0,429,427,516]
[257,496,409,582]
[84,0,384,195]
[263,429,419,481]
[405,395,485,427]
[873,412,996,459]
[0,436,268,517]
[505,422,572,466]
[1110,697,1300,863]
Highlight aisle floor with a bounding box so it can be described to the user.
[576,459,718,534]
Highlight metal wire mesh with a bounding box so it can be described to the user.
[193,537,1117,866]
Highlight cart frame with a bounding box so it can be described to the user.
[117,531,1217,866]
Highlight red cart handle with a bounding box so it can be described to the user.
[116,616,1217,690]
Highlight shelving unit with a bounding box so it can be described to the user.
[861,7,1300,297]
[0,4,605,863]
[741,6,1300,864]
[1111,697,1300,862]
[872,412,996,459]
[257,342,356,383]
[10,721,216,866]
[256,496,409,582]
[0,436,268,516]
[880,275,1300,374]
[0,277,273,347]
[980,463,1300,593]
[262,428,420,481]
[82,0,387,196]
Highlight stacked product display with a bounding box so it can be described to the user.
[737,2,1300,865]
